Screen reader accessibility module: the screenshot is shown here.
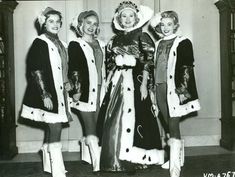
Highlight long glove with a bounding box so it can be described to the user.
[175,66,192,103]
[70,71,81,102]
[32,70,52,100]
[32,70,53,110]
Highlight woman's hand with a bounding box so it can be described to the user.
[73,92,81,102]
[64,82,73,91]
[103,80,110,92]
[140,83,148,100]
[43,97,53,110]
[140,70,149,100]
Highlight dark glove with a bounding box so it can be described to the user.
[175,66,192,99]
[70,71,81,94]
[31,70,52,100]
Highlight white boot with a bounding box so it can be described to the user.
[169,138,181,177]
[180,139,184,166]
[79,137,91,164]
[86,135,100,172]
[161,160,170,169]
[48,142,67,177]
[41,143,51,173]
[161,139,184,169]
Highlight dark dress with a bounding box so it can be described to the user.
[21,34,71,123]
[99,28,164,172]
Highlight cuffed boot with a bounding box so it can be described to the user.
[48,142,67,177]
[85,135,100,172]
[161,139,184,169]
[41,143,51,173]
[79,137,91,164]
[169,138,181,177]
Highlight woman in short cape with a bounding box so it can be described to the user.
[21,7,72,177]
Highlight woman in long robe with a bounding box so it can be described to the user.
[99,1,164,173]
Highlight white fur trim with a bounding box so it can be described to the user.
[150,12,161,28]
[118,70,135,159]
[37,9,46,27]
[123,147,164,165]
[98,40,107,106]
[21,35,72,123]
[70,38,106,112]
[123,54,136,66]
[155,36,201,117]
[111,69,164,165]
[71,14,79,30]
[21,104,68,123]
[115,55,124,66]
[115,54,136,67]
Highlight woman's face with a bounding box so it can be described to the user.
[160,17,177,37]
[45,14,62,34]
[82,15,99,36]
[120,9,136,29]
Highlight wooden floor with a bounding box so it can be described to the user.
[0,146,234,177]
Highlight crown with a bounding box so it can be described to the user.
[116,1,139,13]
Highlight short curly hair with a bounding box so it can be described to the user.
[153,11,179,35]
[161,11,179,25]
[115,10,140,29]
[42,10,62,31]
[74,11,100,37]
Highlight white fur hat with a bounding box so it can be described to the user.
[150,12,162,28]
[37,7,60,27]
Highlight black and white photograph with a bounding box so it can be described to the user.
[0,0,234,177]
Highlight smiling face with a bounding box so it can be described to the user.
[120,9,136,29]
[82,15,99,36]
[160,17,178,37]
[44,14,62,34]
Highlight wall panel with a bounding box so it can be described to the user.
[14,0,221,153]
